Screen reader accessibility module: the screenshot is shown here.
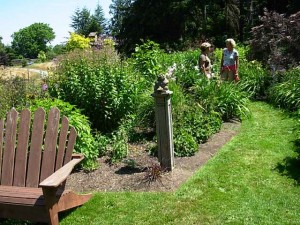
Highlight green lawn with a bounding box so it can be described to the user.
[59,101,300,225]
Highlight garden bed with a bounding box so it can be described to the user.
[66,120,241,193]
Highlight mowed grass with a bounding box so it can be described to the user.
[59,101,300,225]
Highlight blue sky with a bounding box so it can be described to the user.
[0,0,112,46]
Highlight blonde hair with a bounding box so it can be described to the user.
[225,38,236,48]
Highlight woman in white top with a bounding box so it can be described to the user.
[220,39,239,82]
[198,42,212,79]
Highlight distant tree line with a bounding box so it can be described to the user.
[1,0,300,66]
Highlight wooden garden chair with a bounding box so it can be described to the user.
[0,107,92,225]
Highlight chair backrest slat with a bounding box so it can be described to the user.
[1,107,77,188]
[64,127,77,165]
[13,109,31,187]
[40,107,60,182]
[55,116,69,170]
[1,109,18,185]
[0,119,4,180]
[26,108,45,187]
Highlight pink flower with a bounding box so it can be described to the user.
[42,83,48,91]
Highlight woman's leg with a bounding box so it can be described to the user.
[220,70,229,81]
[228,71,235,82]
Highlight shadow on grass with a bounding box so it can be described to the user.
[276,139,300,185]
[0,209,77,225]
[60,208,77,222]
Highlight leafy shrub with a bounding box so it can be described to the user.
[173,103,222,156]
[238,59,271,99]
[49,48,140,133]
[296,110,300,146]
[169,81,222,156]
[250,10,300,69]
[131,40,166,83]
[268,68,300,111]
[110,126,129,163]
[28,98,99,170]
[37,50,47,62]
[66,33,91,51]
[168,50,200,89]
[191,78,250,121]
[173,129,198,157]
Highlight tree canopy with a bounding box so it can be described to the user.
[0,36,9,65]
[70,3,106,37]
[11,23,55,58]
[109,0,300,54]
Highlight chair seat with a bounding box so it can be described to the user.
[0,185,67,206]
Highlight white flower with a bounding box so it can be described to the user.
[165,63,177,78]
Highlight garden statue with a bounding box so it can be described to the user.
[153,74,170,94]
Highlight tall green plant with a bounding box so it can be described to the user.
[238,59,271,99]
[49,48,140,133]
[131,40,166,83]
[268,68,300,111]
[192,78,250,121]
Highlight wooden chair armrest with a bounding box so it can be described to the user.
[39,154,84,188]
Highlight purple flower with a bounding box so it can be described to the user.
[42,83,48,91]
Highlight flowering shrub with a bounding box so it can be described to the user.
[66,33,91,51]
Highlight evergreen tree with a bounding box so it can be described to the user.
[109,0,132,36]
[70,7,91,36]
[71,4,106,37]
[94,3,107,34]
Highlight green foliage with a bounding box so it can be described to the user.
[66,33,91,51]
[28,98,99,170]
[110,124,129,163]
[296,109,300,144]
[173,129,198,157]
[0,36,11,66]
[21,58,27,67]
[131,40,166,83]
[168,50,200,90]
[109,0,132,37]
[113,0,300,54]
[11,23,55,58]
[173,103,222,157]
[132,88,155,132]
[238,59,271,99]
[268,68,300,111]
[49,48,139,133]
[37,50,47,62]
[170,81,222,156]
[191,78,250,121]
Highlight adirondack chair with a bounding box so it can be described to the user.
[0,107,92,225]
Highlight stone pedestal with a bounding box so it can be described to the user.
[152,75,174,171]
